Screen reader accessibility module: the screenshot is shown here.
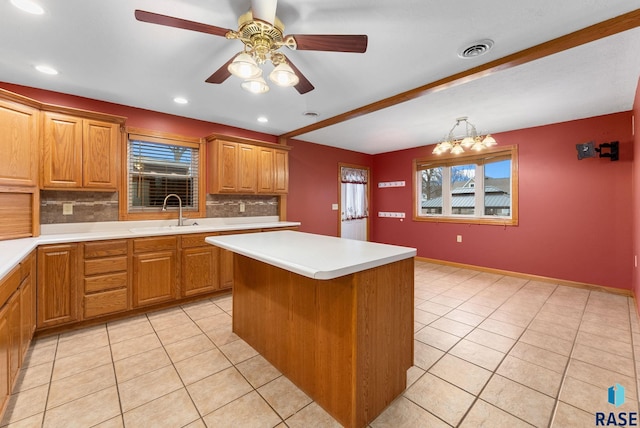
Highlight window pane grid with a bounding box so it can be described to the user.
[415,146,515,223]
[128,140,199,212]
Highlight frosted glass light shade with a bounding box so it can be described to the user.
[269,63,299,87]
[241,77,270,94]
[482,134,497,146]
[450,144,464,155]
[228,53,262,79]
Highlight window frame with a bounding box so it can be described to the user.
[412,145,518,226]
[119,127,206,221]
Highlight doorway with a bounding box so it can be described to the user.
[339,164,370,240]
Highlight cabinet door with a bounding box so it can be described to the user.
[0,305,9,415]
[257,147,274,193]
[0,99,38,187]
[37,244,79,328]
[83,119,119,189]
[182,246,219,297]
[7,292,20,388]
[212,140,238,192]
[219,248,234,290]
[19,275,34,360]
[237,143,257,193]
[42,112,83,188]
[274,149,289,193]
[132,251,177,307]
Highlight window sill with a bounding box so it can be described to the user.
[413,216,518,226]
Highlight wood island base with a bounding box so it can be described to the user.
[232,254,414,428]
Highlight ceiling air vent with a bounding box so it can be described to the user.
[458,39,494,59]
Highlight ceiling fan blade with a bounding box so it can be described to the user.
[289,34,368,53]
[205,56,235,84]
[134,10,231,37]
[286,59,314,94]
[251,0,277,25]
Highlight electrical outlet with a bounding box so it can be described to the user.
[331,203,339,210]
[62,203,73,215]
[239,202,246,213]
[456,235,462,243]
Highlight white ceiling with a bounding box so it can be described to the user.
[1,0,639,154]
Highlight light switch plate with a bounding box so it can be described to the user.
[331,204,338,210]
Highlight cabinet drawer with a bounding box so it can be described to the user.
[84,240,127,258]
[20,252,35,281]
[84,272,127,293]
[84,256,127,276]
[133,236,177,253]
[83,288,128,318]
[181,233,218,249]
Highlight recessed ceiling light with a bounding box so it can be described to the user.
[257,116,268,123]
[35,65,58,75]
[11,0,44,15]
[173,97,188,104]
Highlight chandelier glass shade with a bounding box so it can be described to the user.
[240,76,270,94]
[433,117,497,155]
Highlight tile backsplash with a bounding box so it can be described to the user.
[40,191,279,224]
[40,191,119,224]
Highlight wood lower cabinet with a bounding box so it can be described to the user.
[0,305,8,416]
[37,244,78,328]
[0,250,35,416]
[132,237,178,307]
[181,233,220,297]
[82,240,129,319]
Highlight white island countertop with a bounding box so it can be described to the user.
[206,231,417,280]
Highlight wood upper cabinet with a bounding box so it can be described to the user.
[258,147,289,194]
[82,119,119,189]
[208,139,257,193]
[132,237,178,307]
[37,244,79,328]
[41,111,121,190]
[207,137,289,194]
[0,97,39,187]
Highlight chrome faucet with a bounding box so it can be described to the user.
[161,194,185,226]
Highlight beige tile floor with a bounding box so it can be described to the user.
[2,260,640,427]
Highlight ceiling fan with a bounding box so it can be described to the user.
[135,0,368,94]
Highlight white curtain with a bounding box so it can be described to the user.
[342,182,368,220]
[341,167,368,240]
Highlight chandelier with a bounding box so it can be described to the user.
[226,11,299,94]
[432,117,497,155]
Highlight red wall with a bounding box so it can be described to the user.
[632,77,640,304]
[0,83,276,142]
[372,112,634,290]
[3,82,635,291]
[287,139,372,235]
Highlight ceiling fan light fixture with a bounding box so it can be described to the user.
[241,77,270,94]
[269,63,299,87]
[228,53,261,79]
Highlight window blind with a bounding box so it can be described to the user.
[128,139,199,212]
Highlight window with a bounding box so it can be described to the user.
[120,128,205,220]
[413,145,518,225]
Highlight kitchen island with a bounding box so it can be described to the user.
[205,231,416,428]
